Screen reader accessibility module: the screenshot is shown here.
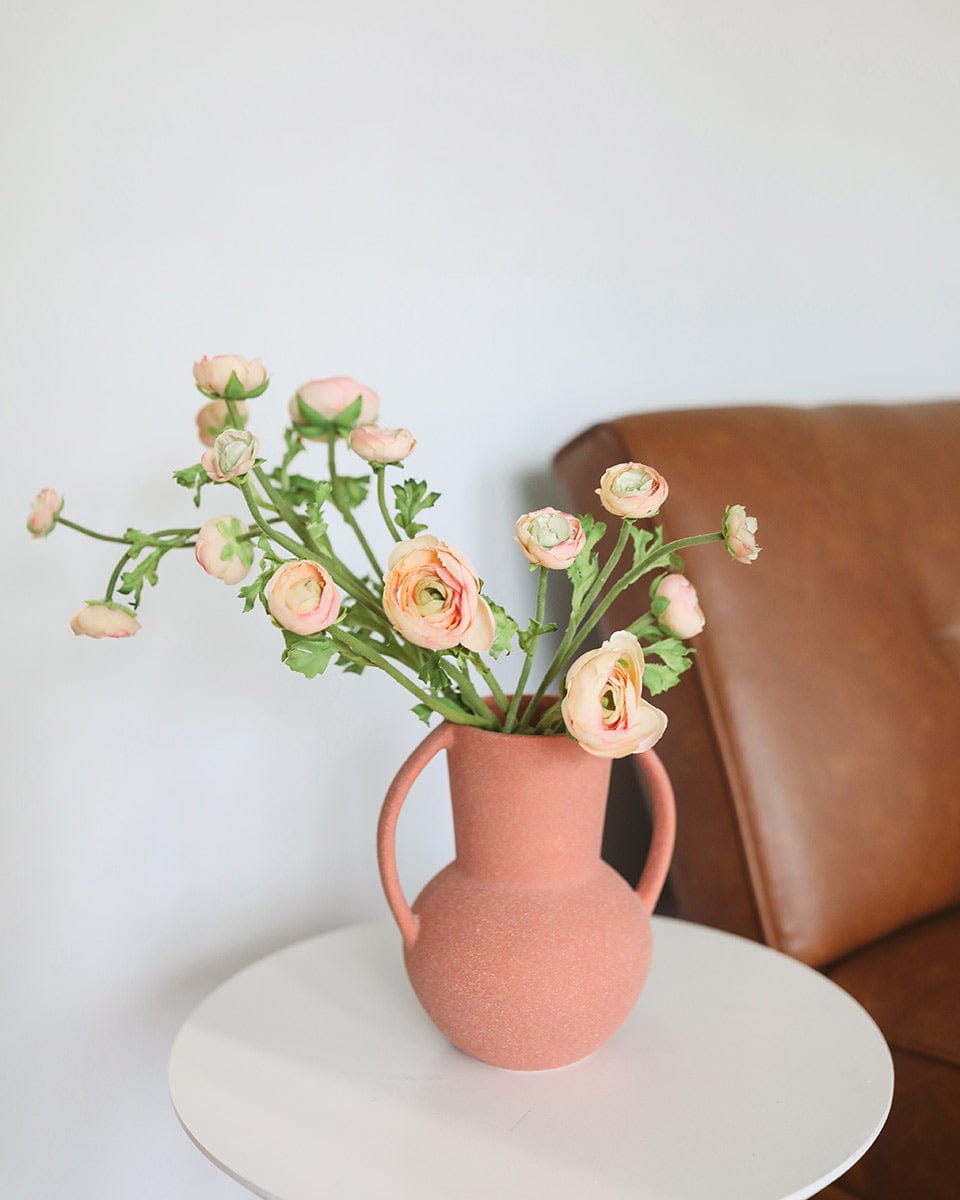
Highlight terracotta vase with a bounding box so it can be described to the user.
[377,706,676,1070]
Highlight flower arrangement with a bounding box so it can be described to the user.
[27,355,760,757]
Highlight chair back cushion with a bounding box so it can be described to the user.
[555,402,960,965]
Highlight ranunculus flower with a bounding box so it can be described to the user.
[195,399,249,447]
[514,507,585,570]
[267,560,341,635]
[723,504,761,563]
[193,355,268,399]
[383,535,495,652]
[201,428,260,482]
[348,424,416,464]
[70,602,141,639]
[290,377,380,441]
[561,630,667,758]
[26,488,62,538]
[654,573,705,638]
[597,462,669,519]
[195,516,253,585]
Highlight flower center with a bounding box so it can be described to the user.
[289,575,322,612]
[415,578,448,614]
[529,512,572,548]
[612,468,652,497]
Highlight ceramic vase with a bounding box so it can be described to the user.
[377,705,676,1070]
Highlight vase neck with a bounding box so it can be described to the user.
[445,727,612,884]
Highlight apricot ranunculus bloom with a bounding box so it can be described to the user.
[514,507,585,570]
[201,428,260,482]
[654,573,705,638]
[70,602,141,639]
[722,504,761,563]
[597,462,668,519]
[561,631,667,758]
[192,355,268,399]
[383,535,495,652]
[289,377,380,441]
[27,488,62,537]
[348,424,416,464]
[267,560,341,635]
[195,516,253,586]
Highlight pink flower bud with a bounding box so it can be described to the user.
[383,535,494,652]
[192,355,268,399]
[195,399,249,447]
[27,488,62,537]
[597,462,668,519]
[654,573,705,638]
[267,560,341,635]
[195,516,253,585]
[70,602,140,639]
[289,377,380,441]
[200,428,260,482]
[722,504,761,563]
[514,507,585,570]
[561,631,667,758]
[348,424,416,464]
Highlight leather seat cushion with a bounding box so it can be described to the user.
[827,908,960,1199]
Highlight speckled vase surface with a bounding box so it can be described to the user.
[377,706,676,1070]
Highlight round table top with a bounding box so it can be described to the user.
[169,917,892,1200]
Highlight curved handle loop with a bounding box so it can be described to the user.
[377,722,455,951]
[634,748,677,916]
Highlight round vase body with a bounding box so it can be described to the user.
[378,711,675,1071]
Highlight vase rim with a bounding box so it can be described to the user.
[445,694,570,742]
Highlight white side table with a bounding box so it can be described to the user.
[169,917,892,1200]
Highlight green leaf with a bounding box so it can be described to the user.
[642,663,680,696]
[392,478,441,537]
[294,395,337,436]
[411,702,435,725]
[304,480,333,545]
[651,594,671,620]
[331,394,363,434]
[280,632,338,679]
[485,598,519,659]
[627,524,658,568]
[173,462,211,508]
[417,653,450,691]
[643,637,690,673]
[568,514,607,609]
[118,547,165,609]
[333,473,371,511]
[518,619,558,655]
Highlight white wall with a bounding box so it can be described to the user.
[2,1,959,1195]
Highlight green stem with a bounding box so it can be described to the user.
[534,698,564,734]
[105,549,138,602]
[238,479,313,561]
[529,530,724,710]
[503,567,548,732]
[441,658,497,722]
[375,465,402,542]
[329,629,496,729]
[468,652,509,717]
[328,438,383,580]
[56,517,129,545]
[573,531,724,656]
[254,464,313,546]
[518,521,632,731]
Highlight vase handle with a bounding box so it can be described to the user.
[377,721,455,951]
[634,749,677,916]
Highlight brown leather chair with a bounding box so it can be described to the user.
[555,402,960,1200]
